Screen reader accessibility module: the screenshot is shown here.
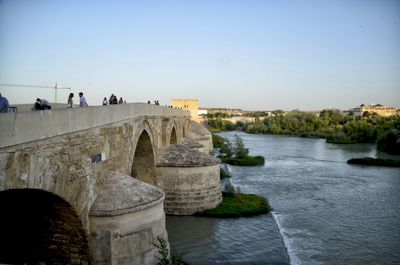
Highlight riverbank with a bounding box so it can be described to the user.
[347,157,400,167]
[221,155,265,166]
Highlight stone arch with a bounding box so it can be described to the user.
[161,118,170,146]
[183,119,190,138]
[131,128,156,185]
[170,127,177,144]
[0,189,91,265]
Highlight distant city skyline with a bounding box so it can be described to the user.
[1,0,399,111]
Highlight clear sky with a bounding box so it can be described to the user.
[0,0,399,111]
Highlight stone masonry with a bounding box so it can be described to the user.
[0,104,190,264]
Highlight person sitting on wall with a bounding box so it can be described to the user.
[0,93,9,113]
[35,98,51,110]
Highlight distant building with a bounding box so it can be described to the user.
[198,109,208,116]
[204,108,244,116]
[353,104,398,117]
[171,99,199,120]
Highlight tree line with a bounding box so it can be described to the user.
[207,109,400,155]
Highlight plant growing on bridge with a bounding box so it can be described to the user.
[153,236,185,265]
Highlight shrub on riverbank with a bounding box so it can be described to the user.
[209,128,222,134]
[377,128,400,155]
[347,157,400,167]
[221,155,265,166]
[211,132,225,148]
[217,134,265,166]
[194,192,272,218]
[208,110,400,154]
[220,167,232,179]
[326,133,357,144]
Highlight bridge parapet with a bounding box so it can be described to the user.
[0,103,189,148]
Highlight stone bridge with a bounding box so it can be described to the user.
[0,103,221,264]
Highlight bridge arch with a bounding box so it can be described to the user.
[170,127,177,144]
[0,189,91,264]
[161,118,180,146]
[131,121,157,185]
[182,118,190,138]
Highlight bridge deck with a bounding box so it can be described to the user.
[0,103,189,148]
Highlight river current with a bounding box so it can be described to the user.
[167,132,400,265]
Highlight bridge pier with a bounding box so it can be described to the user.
[89,172,167,264]
[156,144,222,215]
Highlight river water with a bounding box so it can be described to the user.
[167,132,400,265]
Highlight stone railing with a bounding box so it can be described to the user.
[0,103,189,148]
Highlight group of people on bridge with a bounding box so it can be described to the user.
[103,94,125,105]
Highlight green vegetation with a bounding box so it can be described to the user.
[220,167,232,179]
[347,157,400,167]
[208,128,222,133]
[217,134,265,166]
[211,132,225,148]
[377,128,400,155]
[153,236,185,265]
[222,156,265,166]
[208,109,400,154]
[207,117,235,131]
[195,191,272,218]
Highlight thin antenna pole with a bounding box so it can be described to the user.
[0,83,71,103]
[53,82,71,103]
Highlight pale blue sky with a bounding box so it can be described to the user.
[1,0,399,110]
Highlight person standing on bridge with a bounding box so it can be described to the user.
[0,93,9,113]
[79,92,88,107]
[67,93,74,108]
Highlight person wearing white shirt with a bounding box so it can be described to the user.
[79,92,88,107]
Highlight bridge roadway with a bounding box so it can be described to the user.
[0,102,189,148]
[0,103,194,264]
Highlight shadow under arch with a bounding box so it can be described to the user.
[131,129,156,185]
[0,189,91,265]
[170,127,177,144]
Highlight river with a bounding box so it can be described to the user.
[167,132,400,265]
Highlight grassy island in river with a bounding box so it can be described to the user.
[195,192,271,218]
[214,133,265,166]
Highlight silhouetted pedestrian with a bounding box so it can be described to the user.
[35,98,51,110]
[109,94,118,104]
[79,92,88,107]
[103,97,108,105]
[67,93,74,108]
[0,93,9,113]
